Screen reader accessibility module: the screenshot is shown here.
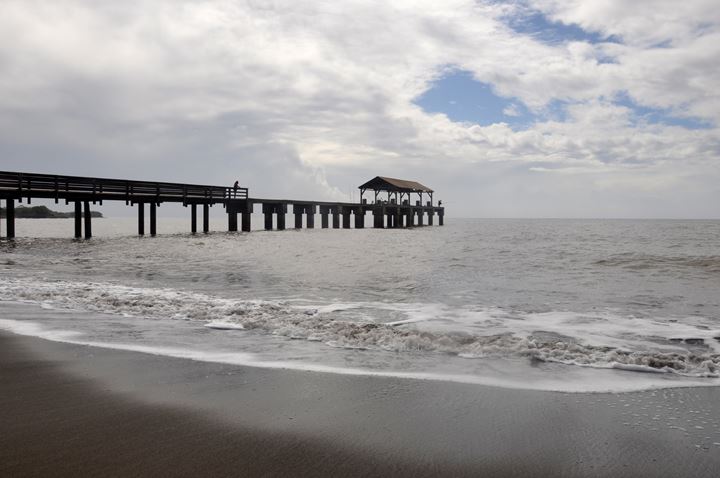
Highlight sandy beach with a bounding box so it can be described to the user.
[2,331,719,477]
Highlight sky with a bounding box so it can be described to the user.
[1,0,719,218]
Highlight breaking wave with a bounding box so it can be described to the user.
[1,277,719,379]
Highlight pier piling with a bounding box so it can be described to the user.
[241,211,251,232]
[277,207,286,230]
[138,203,145,235]
[306,206,315,229]
[262,203,286,230]
[227,198,254,233]
[292,204,315,229]
[74,201,82,238]
[5,198,15,238]
[228,211,238,232]
[190,204,197,234]
[406,208,414,227]
[354,208,364,229]
[373,208,384,228]
[203,204,209,233]
[150,203,157,236]
[83,201,92,239]
[320,205,332,229]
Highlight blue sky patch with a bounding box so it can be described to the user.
[415,70,713,132]
[503,8,620,46]
[414,70,535,128]
[615,92,713,130]
[540,99,570,123]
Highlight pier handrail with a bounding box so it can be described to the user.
[0,171,248,201]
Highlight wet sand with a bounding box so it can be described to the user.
[1,331,719,477]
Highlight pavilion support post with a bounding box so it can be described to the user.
[428,210,434,226]
[138,202,145,236]
[228,211,237,232]
[241,212,251,232]
[150,203,157,236]
[83,201,92,239]
[203,204,209,233]
[395,210,403,228]
[294,210,303,229]
[190,204,197,233]
[416,209,424,226]
[439,210,444,226]
[342,208,351,229]
[406,208,414,227]
[5,198,15,239]
[74,201,82,238]
[332,210,340,229]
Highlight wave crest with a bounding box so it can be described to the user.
[1,277,718,378]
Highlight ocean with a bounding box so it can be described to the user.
[1,217,719,392]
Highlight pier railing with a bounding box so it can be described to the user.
[0,171,248,203]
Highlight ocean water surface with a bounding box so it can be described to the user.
[1,217,719,392]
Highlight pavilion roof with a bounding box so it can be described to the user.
[358,176,433,193]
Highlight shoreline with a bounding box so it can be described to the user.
[2,331,720,477]
[0,300,717,395]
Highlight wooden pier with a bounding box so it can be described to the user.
[0,171,444,239]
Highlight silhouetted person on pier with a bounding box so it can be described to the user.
[233,180,239,197]
[438,200,442,206]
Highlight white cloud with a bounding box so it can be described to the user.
[0,0,718,217]
[529,0,718,47]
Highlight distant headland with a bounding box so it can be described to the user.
[0,205,103,219]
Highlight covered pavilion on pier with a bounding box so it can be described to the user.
[358,176,434,207]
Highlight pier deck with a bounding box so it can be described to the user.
[0,171,444,239]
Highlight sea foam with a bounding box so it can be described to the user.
[1,277,719,379]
